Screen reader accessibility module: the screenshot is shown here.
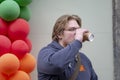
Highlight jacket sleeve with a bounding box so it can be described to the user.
[37,40,82,75]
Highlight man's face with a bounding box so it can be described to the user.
[59,19,80,47]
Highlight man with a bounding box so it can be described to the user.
[37,14,98,80]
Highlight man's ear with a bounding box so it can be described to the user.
[58,34,63,40]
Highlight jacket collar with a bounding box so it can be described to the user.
[49,41,64,50]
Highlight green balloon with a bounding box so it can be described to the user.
[0,0,20,21]
[14,0,32,6]
[19,6,31,21]
[0,0,4,3]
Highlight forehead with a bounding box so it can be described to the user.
[66,19,80,28]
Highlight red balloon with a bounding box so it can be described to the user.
[8,18,30,41]
[11,40,29,59]
[0,35,11,56]
[24,38,32,52]
[0,53,20,76]
[0,18,8,35]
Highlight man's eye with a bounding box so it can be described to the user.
[68,28,77,31]
[64,27,79,31]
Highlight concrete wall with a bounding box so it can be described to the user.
[29,0,113,80]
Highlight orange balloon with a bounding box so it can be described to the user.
[9,70,30,80]
[0,73,7,80]
[19,53,36,73]
[0,53,20,75]
[29,74,32,80]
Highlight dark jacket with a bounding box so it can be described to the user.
[37,40,98,80]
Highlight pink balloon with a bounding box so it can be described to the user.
[8,18,30,41]
[24,38,32,52]
[11,40,29,59]
[0,35,11,56]
[0,18,8,35]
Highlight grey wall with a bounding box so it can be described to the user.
[29,0,113,80]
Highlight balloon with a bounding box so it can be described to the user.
[0,0,4,3]
[8,18,30,41]
[0,17,8,35]
[0,73,7,80]
[14,0,32,6]
[19,53,36,73]
[29,74,32,80]
[0,0,20,21]
[19,6,31,21]
[24,38,32,52]
[0,35,11,56]
[11,40,29,59]
[0,53,20,75]
[9,70,30,80]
